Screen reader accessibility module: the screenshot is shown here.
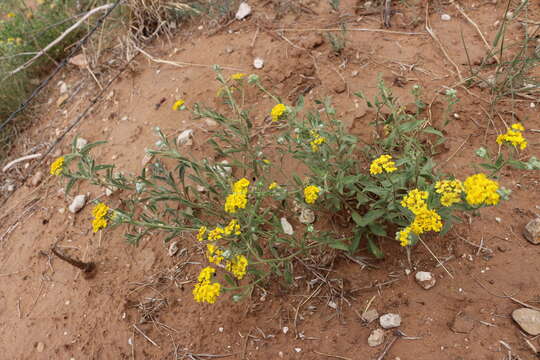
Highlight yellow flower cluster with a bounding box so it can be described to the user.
[224,178,250,213]
[463,173,500,206]
[172,99,185,111]
[193,267,221,304]
[397,227,411,247]
[50,156,65,176]
[496,123,527,150]
[197,226,207,242]
[309,130,326,152]
[398,188,443,246]
[271,104,287,122]
[226,255,248,280]
[231,73,246,80]
[369,154,397,175]
[304,185,320,204]
[6,12,15,18]
[268,182,278,190]
[400,189,429,214]
[206,244,224,265]
[435,179,464,207]
[91,203,109,233]
[409,208,442,234]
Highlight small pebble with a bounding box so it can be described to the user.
[415,271,436,290]
[380,313,401,329]
[441,14,451,21]
[68,195,86,213]
[36,342,45,352]
[368,329,385,347]
[280,217,294,235]
[253,57,264,69]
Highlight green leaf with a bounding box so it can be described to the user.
[329,241,350,251]
[368,223,387,237]
[422,127,443,137]
[367,238,384,259]
[65,177,77,195]
[354,209,385,227]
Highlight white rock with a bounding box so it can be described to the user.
[177,129,193,146]
[282,326,289,334]
[415,271,436,290]
[294,348,302,353]
[280,217,294,235]
[512,308,540,335]
[205,118,218,128]
[379,313,401,329]
[235,2,252,20]
[168,241,179,256]
[75,137,88,151]
[105,187,115,196]
[299,208,315,224]
[59,81,68,94]
[30,171,44,187]
[367,329,385,347]
[196,185,206,193]
[253,57,264,69]
[36,342,45,352]
[327,301,337,310]
[441,14,451,21]
[6,184,15,192]
[68,195,86,213]
[361,308,379,323]
[524,218,540,245]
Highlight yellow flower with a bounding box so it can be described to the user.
[304,185,320,204]
[208,227,224,241]
[226,255,248,280]
[271,104,287,122]
[91,203,110,233]
[225,178,250,213]
[193,267,220,304]
[463,173,500,206]
[231,73,246,80]
[496,124,527,150]
[397,226,412,247]
[401,189,428,214]
[172,99,185,111]
[6,12,15,18]
[232,178,250,193]
[224,219,241,236]
[224,192,248,213]
[309,131,326,152]
[268,182,278,190]
[92,203,109,219]
[206,244,224,265]
[193,281,221,304]
[435,179,464,207]
[262,159,270,164]
[50,156,65,176]
[409,208,443,235]
[197,266,215,282]
[369,154,397,175]
[92,217,107,233]
[197,226,207,242]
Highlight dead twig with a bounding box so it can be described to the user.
[454,3,500,64]
[134,45,243,71]
[313,350,352,360]
[133,324,160,348]
[425,3,463,82]
[2,153,41,172]
[51,246,96,276]
[383,0,392,28]
[376,331,401,360]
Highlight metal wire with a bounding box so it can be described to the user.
[0,0,123,132]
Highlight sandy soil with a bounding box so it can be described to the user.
[0,0,539,359]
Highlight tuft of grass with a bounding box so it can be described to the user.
[0,0,97,160]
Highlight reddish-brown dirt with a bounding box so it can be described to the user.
[1,1,539,359]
